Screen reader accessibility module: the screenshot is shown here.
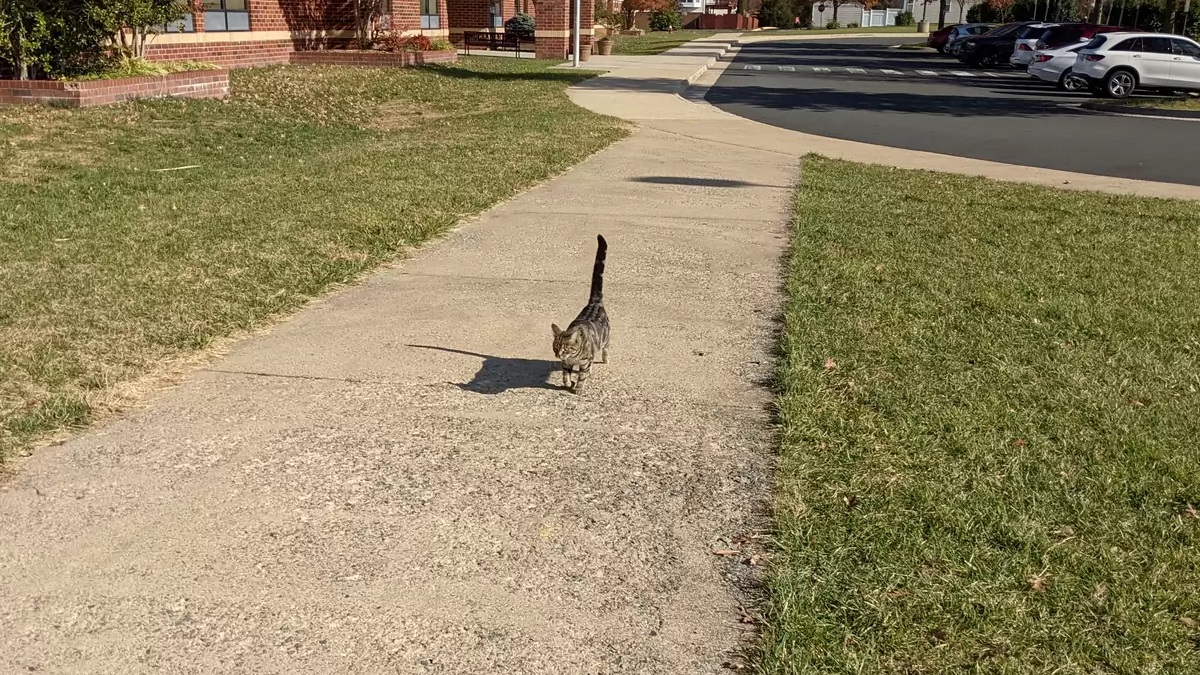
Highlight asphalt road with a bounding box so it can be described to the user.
[707,38,1200,186]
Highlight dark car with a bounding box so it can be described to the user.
[1034,23,1126,50]
[958,21,1049,67]
[926,23,962,53]
[943,23,994,55]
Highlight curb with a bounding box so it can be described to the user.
[1080,100,1200,120]
[678,41,739,90]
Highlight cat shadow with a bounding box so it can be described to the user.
[406,344,562,394]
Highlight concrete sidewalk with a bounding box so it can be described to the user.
[0,38,790,675]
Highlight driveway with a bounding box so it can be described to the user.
[707,38,1200,186]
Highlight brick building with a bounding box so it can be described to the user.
[145,0,592,66]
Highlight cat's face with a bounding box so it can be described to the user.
[551,324,580,359]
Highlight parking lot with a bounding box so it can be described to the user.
[706,37,1200,186]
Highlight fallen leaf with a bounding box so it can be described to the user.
[886,589,909,600]
[823,357,838,371]
[1092,583,1108,602]
[1128,398,1146,408]
[927,628,948,645]
[745,554,762,566]
[1182,503,1198,519]
[712,549,741,556]
[1181,617,1198,629]
[842,494,858,509]
[1028,573,1049,592]
[738,606,755,624]
[1011,438,1027,447]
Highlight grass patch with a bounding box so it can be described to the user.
[1117,96,1200,112]
[755,26,923,36]
[0,58,628,461]
[611,30,716,55]
[763,157,1200,673]
[69,57,219,81]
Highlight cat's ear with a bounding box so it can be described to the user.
[551,324,562,337]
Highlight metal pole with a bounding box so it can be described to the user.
[572,0,581,67]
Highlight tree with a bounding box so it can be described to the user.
[103,0,199,58]
[621,0,672,29]
[352,0,387,49]
[987,0,1016,19]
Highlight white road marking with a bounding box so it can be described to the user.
[846,67,867,74]
[950,70,973,77]
[881,69,903,75]
[916,70,938,76]
[742,64,761,70]
[779,65,795,72]
[812,66,831,72]
[984,71,1000,78]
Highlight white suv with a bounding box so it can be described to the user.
[1074,32,1200,98]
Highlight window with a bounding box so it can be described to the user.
[420,0,440,29]
[1141,37,1174,54]
[1173,38,1200,57]
[204,0,249,32]
[159,14,195,33]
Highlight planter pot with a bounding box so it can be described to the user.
[597,39,614,56]
[917,20,930,33]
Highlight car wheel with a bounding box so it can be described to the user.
[1103,69,1137,98]
[1058,69,1085,92]
[937,45,946,54]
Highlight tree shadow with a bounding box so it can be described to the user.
[407,344,561,394]
[630,176,790,188]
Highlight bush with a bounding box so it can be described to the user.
[757,0,798,28]
[504,12,535,39]
[648,8,683,31]
[826,20,841,28]
[375,33,433,52]
[71,57,215,81]
[895,10,915,25]
[846,21,859,27]
[428,38,455,51]
[0,0,124,80]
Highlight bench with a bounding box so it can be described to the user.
[462,31,529,56]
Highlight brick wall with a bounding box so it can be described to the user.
[290,49,459,66]
[533,0,591,59]
[252,0,355,32]
[0,70,229,107]
[145,40,300,67]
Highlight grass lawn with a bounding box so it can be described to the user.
[1118,96,1200,112]
[611,30,716,55]
[763,157,1200,673]
[0,58,627,463]
[756,26,924,36]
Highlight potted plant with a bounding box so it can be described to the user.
[595,2,621,56]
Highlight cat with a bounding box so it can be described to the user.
[551,235,610,394]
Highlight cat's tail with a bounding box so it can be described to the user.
[589,235,607,303]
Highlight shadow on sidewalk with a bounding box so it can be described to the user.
[407,344,561,394]
[631,176,791,189]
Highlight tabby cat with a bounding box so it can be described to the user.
[551,235,610,394]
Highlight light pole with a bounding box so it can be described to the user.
[572,0,582,67]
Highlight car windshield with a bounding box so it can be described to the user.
[1082,34,1109,50]
[986,23,1020,36]
[1017,25,1046,39]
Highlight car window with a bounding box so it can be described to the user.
[1017,25,1044,39]
[1083,35,1110,50]
[971,25,989,34]
[1107,37,1138,51]
[1141,37,1174,54]
[1172,38,1200,57]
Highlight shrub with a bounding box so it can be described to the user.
[375,33,433,52]
[846,21,859,27]
[648,8,682,31]
[504,12,535,39]
[826,20,841,28]
[428,38,455,51]
[70,57,215,81]
[1,0,123,80]
[758,0,799,28]
[595,1,623,37]
[895,10,915,25]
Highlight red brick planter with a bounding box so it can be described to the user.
[0,69,229,108]
[289,50,459,67]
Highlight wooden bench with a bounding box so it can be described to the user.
[462,31,528,56]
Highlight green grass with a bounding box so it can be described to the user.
[0,58,627,461]
[611,30,716,55]
[70,57,219,81]
[763,157,1200,674]
[1117,96,1200,112]
[755,26,924,36]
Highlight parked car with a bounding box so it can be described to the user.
[1035,23,1126,51]
[1010,22,1061,67]
[945,24,994,56]
[926,23,962,53]
[958,22,1048,67]
[1074,32,1200,97]
[1028,42,1090,91]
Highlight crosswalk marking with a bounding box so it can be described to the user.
[917,70,938,76]
[749,63,1026,79]
[881,69,903,75]
[983,71,1000,77]
[950,70,973,77]
[780,65,795,72]
[742,64,761,70]
[846,67,867,74]
[813,66,831,72]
